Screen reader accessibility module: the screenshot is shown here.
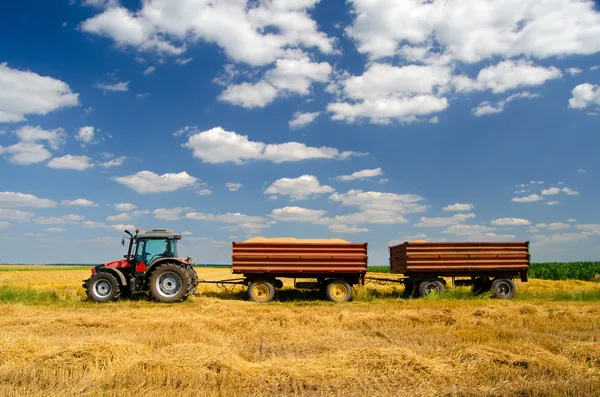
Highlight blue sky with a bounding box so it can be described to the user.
[1,0,599,265]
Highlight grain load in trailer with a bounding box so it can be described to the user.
[232,238,368,303]
[387,241,530,298]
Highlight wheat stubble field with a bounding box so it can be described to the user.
[0,266,599,397]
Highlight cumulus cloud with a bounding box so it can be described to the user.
[47,155,95,171]
[265,175,334,200]
[289,111,320,129]
[115,203,137,212]
[491,218,531,226]
[473,92,539,116]
[328,224,369,233]
[512,194,543,203]
[443,203,473,212]
[14,125,67,150]
[153,207,191,221]
[334,168,383,181]
[0,63,79,123]
[0,142,52,165]
[94,81,129,92]
[541,187,561,196]
[113,170,198,193]
[61,199,98,207]
[442,224,515,241]
[76,126,95,145]
[79,1,334,65]
[0,208,35,221]
[182,126,364,165]
[345,0,600,63]
[0,192,57,208]
[568,83,600,110]
[414,213,475,227]
[269,206,327,222]
[225,182,243,192]
[99,156,127,168]
[562,187,580,195]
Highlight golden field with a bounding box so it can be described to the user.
[0,266,599,396]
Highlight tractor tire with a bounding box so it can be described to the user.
[149,263,193,303]
[86,272,121,302]
[325,279,352,302]
[491,278,516,299]
[248,280,276,303]
[418,279,445,297]
[188,267,198,291]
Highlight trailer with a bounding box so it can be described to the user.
[371,241,530,299]
[229,239,368,303]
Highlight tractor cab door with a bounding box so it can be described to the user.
[133,238,171,274]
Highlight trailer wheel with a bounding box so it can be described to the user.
[86,272,121,302]
[418,279,444,297]
[149,263,193,303]
[326,279,352,302]
[491,278,516,299]
[248,280,276,303]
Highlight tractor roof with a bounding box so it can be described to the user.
[137,229,181,239]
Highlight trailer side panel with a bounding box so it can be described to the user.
[389,241,530,276]
[232,242,368,275]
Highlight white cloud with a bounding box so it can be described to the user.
[415,213,475,227]
[115,203,136,212]
[565,67,583,76]
[0,221,10,229]
[61,199,98,207]
[176,58,193,65]
[47,155,95,171]
[196,189,213,196]
[443,203,474,212]
[143,66,156,75]
[346,0,600,63]
[289,111,320,129]
[265,175,334,200]
[80,1,333,65]
[0,208,35,221]
[113,170,198,193]
[547,200,560,206]
[327,63,450,124]
[153,207,191,221]
[578,168,587,173]
[331,189,427,214]
[34,214,85,224]
[442,224,515,241]
[533,232,590,244]
[81,0,118,8]
[541,187,561,196]
[473,91,540,116]
[562,187,580,195]
[14,125,67,150]
[569,83,600,110]
[182,126,364,165]
[106,213,131,222]
[44,227,66,233]
[328,210,408,225]
[225,182,243,192]
[530,180,544,185]
[574,224,600,233]
[0,63,79,123]
[76,126,95,145]
[533,222,570,231]
[99,156,127,168]
[136,93,150,99]
[94,81,129,92]
[185,211,267,226]
[512,194,543,203]
[218,81,278,108]
[334,168,383,181]
[0,192,57,208]
[454,60,562,93]
[269,206,327,222]
[491,217,531,226]
[0,142,52,165]
[328,224,368,233]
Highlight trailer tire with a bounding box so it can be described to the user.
[326,279,352,302]
[491,278,516,299]
[248,280,276,303]
[149,263,193,303]
[418,279,444,297]
[86,272,121,302]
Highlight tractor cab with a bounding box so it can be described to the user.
[84,228,197,303]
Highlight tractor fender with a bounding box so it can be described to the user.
[146,258,191,276]
[96,266,128,286]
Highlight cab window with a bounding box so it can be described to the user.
[135,239,169,263]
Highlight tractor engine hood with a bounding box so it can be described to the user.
[103,259,130,269]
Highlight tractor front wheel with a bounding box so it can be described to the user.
[149,263,193,303]
[86,272,121,302]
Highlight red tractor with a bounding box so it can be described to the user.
[83,228,198,303]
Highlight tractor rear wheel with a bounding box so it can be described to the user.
[149,263,193,303]
[86,272,121,302]
[188,267,198,291]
